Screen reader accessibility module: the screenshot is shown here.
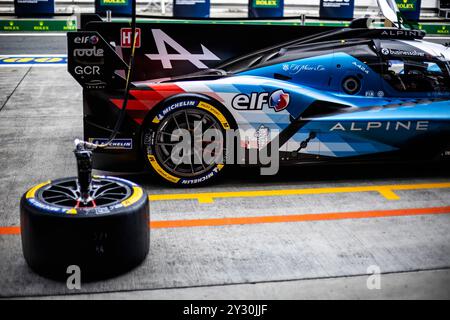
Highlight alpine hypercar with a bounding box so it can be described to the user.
[68,18,450,186]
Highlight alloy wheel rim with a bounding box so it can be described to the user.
[39,178,131,208]
[153,108,223,178]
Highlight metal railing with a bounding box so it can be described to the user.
[439,0,450,18]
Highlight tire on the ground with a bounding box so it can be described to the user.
[142,95,235,187]
[20,176,149,282]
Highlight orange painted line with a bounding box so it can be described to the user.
[0,226,21,235]
[149,206,450,229]
[1,206,449,235]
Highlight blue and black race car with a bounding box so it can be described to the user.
[68,9,450,186]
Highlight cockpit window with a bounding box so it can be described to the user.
[383,58,450,93]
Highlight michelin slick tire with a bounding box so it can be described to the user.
[20,176,149,281]
[143,95,234,187]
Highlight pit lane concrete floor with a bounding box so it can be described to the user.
[0,66,450,299]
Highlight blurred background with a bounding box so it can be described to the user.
[1,0,449,35]
[0,0,445,17]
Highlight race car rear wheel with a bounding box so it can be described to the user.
[143,96,233,186]
[20,176,149,281]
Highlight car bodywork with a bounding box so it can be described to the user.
[68,18,450,176]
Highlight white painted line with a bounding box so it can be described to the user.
[0,64,67,67]
[0,33,68,36]
[0,54,67,57]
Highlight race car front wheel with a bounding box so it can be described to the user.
[143,97,233,186]
[20,176,149,281]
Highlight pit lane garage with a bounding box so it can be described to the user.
[1,0,450,300]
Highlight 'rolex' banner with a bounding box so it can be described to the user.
[396,0,422,21]
[95,0,132,16]
[248,0,284,18]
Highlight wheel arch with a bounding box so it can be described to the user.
[137,92,238,159]
[140,92,238,133]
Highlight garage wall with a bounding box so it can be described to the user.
[0,0,441,9]
[211,0,438,9]
[0,0,439,14]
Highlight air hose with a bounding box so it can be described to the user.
[75,0,138,151]
[74,1,138,201]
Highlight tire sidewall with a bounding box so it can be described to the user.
[141,95,233,187]
[20,177,149,281]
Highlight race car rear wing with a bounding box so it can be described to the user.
[67,15,335,90]
[67,31,128,90]
[67,14,425,91]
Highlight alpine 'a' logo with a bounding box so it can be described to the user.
[146,29,220,69]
